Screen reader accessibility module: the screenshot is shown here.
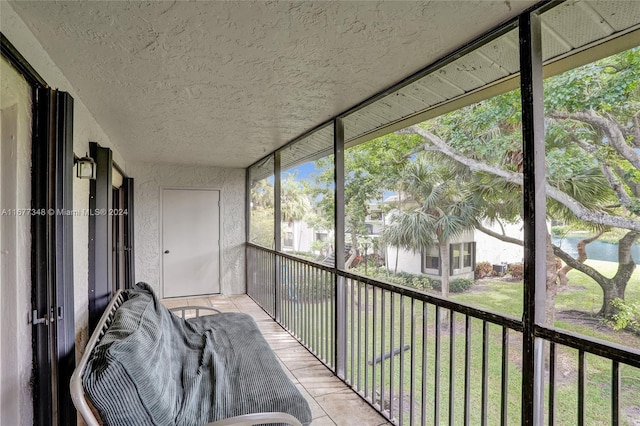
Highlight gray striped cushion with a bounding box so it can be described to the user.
[82,283,311,426]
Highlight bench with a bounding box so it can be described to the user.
[70,283,312,426]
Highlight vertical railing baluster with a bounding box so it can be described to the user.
[297,262,301,339]
[288,258,292,331]
[305,263,309,346]
[324,270,328,363]
[464,315,471,426]
[331,271,336,369]
[373,286,378,408]
[501,327,509,426]
[399,295,406,426]
[312,267,316,355]
[390,292,396,422]
[381,290,386,415]
[435,306,441,426]
[410,298,416,426]
[357,279,362,393]
[365,283,370,401]
[481,321,489,426]
[422,302,428,426]
[549,342,556,426]
[612,360,620,426]
[350,277,355,385]
[449,310,456,426]
[578,350,585,426]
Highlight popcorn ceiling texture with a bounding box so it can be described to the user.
[131,161,246,296]
[9,0,535,169]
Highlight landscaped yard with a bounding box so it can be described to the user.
[344,259,640,424]
[451,259,640,349]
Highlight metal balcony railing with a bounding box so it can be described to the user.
[246,243,640,425]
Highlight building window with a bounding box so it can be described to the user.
[423,246,440,272]
[463,242,473,268]
[283,231,293,248]
[452,244,461,271]
[315,232,328,242]
[449,242,475,273]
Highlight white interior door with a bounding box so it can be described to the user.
[162,188,220,297]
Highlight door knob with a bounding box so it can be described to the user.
[164,250,170,254]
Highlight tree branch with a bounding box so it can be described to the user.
[474,222,523,246]
[408,124,640,232]
[548,110,640,170]
[614,164,640,198]
[633,110,640,148]
[552,244,609,283]
[601,162,633,205]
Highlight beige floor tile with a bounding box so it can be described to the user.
[310,416,336,425]
[314,390,390,426]
[295,384,327,420]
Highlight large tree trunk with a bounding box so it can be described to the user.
[600,231,639,317]
[439,239,450,298]
[345,232,358,269]
[557,231,604,286]
[545,232,558,327]
[553,231,639,317]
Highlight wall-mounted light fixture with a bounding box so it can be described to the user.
[75,153,96,179]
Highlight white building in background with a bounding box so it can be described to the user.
[281,199,524,278]
[369,201,524,280]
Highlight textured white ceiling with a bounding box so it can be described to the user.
[9,0,538,168]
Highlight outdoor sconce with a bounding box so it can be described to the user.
[75,153,96,180]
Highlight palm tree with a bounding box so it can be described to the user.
[382,153,478,298]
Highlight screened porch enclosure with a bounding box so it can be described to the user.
[246,2,640,425]
[3,0,640,425]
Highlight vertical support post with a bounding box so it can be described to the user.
[88,142,113,333]
[122,177,135,290]
[31,86,54,426]
[54,91,76,426]
[274,152,282,322]
[520,11,546,426]
[334,118,347,378]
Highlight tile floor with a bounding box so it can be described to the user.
[161,294,392,426]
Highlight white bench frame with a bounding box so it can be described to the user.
[70,290,303,426]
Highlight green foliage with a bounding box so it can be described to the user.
[351,266,433,291]
[507,262,524,280]
[545,47,640,115]
[607,299,640,333]
[475,261,495,279]
[431,278,474,293]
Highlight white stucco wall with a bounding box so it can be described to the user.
[475,221,524,265]
[130,161,245,297]
[1,4,129,423]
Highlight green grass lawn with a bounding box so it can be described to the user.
[451,259,640,348]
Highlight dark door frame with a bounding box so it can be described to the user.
[1,33,77,426]
[88,144,136,332]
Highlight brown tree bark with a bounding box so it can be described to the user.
[557,231,604,286]
[545,232,559,327]
[553,231,639,317]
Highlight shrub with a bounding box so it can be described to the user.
[608,299,640,333]
[450,278,474,293]
[430,278,473,293]
[475,261,494,279]
[349,266,433,291]
[507,262,524,279]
